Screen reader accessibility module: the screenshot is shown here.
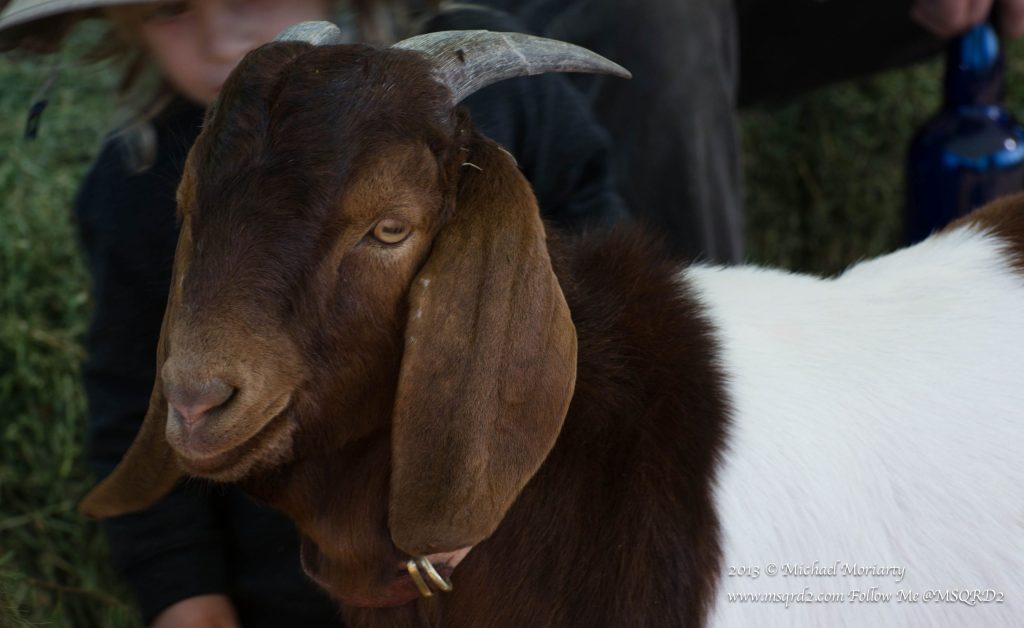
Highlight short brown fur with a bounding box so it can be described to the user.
[946,191,1024,275]
[81,39,730,627]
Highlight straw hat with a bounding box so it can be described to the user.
[0,0,160,51]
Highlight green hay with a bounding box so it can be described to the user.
[1,23,138,627]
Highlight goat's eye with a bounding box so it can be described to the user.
[372,218,411,245]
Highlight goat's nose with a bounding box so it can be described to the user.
[165,378,235,428]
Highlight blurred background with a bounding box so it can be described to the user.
[2,20,1022,627]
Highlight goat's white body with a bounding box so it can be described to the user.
[687,225,1024,627]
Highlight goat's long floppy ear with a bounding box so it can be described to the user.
[79,313,182,518]
[78,375,181,519]
[389,138,577,555]
[78,232,190,519]
[78,341,182,518]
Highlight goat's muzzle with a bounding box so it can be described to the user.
[159,323,304,482]
[165,377,235,427]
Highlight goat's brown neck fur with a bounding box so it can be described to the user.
[245,230,728,627]
[947,191,1024,274]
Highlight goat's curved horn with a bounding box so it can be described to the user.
[274,21,346,45]
[392,30,631,105]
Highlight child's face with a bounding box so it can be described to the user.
[138,0,331,105]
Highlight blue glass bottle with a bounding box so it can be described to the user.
[905,22,1024,245]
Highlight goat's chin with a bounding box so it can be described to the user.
[174,408,297,482]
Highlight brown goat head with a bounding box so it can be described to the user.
[81,26,628,606]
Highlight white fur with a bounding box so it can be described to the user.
[686,225,1024,627]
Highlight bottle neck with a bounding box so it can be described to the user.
[944,23,1006,108]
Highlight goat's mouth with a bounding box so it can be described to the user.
[173,394,295,481]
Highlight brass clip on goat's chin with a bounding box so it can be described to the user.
[404,556,454,598]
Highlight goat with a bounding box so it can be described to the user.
[81,22,1024,627]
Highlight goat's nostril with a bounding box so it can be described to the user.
[165,378,235,427]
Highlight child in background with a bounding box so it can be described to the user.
[0,1,626,626]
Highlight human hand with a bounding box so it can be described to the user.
[911,0,1024,39]
[150,594,240,628]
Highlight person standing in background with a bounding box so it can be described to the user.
[481,0,1024,264]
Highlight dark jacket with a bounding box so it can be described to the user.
[76,9,626,625]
